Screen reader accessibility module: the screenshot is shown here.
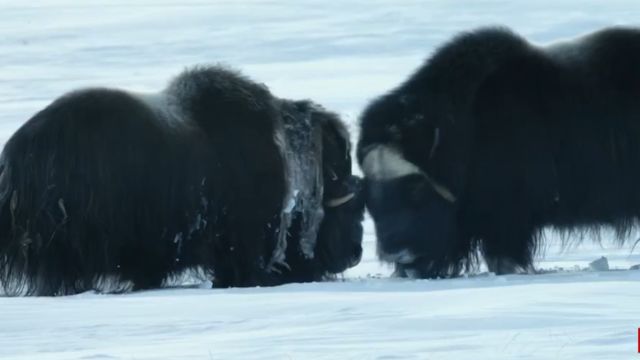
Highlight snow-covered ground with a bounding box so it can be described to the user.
[1,1,640,359]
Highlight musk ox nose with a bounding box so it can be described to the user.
[375,220,419,264]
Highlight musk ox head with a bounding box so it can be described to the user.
[357,94,463,278]
[276,100,364,280]
[315,106,364,274]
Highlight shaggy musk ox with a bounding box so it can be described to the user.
[0,66,364,295]
[358,27,640,278]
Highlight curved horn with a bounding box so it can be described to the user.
[362,144,457,203]
[325,192,355,207]
[427,176,457,203]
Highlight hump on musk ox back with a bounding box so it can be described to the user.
[357,26,640,278]
[0,65,364,296]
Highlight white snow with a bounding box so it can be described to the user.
[1,1,640,359]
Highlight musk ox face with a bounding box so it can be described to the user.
[357,89,462,277]
[360,144,458,276]
[317,112,364,273]
[280,100,365,277]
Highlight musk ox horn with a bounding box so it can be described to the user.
[362,144,456,203]
[325,192,356,207]
[426,176,457,203]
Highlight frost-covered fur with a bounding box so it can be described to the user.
[0,66,364,295]
[358,26,640,278]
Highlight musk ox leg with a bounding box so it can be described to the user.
[478,212,537,275]
[482,247,535,275]
[119,245,168,291]
[214,230,270,288]
[484,257,519,275]
[466,76,552,275]
[463,141,541,276]
[204,212,277,288]
[463,169,538,275]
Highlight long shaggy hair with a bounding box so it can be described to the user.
[357,26,640,277]
[0,66,364,295]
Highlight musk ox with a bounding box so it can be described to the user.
[0,66,364,295]
[358,26,640,278]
